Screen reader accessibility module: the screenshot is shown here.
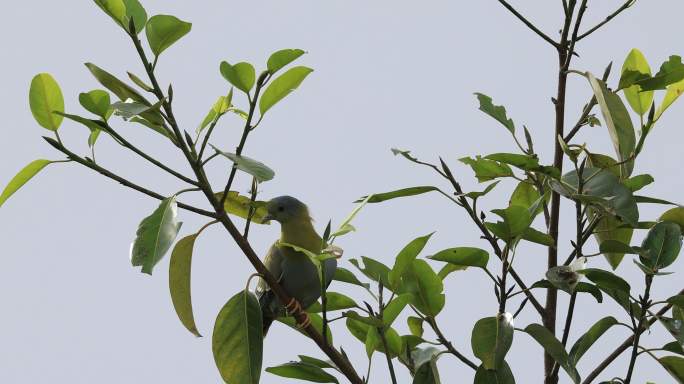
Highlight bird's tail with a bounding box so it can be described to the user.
[262,315,275,336]
[259,290,277,338]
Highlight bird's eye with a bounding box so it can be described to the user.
[278,206,285,212]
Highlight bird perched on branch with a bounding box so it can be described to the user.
[256,196,337,335]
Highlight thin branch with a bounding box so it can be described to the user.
[378,285,398,384]
[577,0,637,41]
[43,137,217,219]
[101,124,199,186]
[496,0,559,48]
[582,287,684,384]
[563,62,613,143]
[625,274,653,383]
[426,317,478,370]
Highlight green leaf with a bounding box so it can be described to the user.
[360,186,440,203]
[29,73,64,131]
[345,317,401,357]
[402,260,444,317]
[474,93,515,134]
[550,167,639,227]
[214,191,270,224]
[388,233,434,289]
[332,267,369,289]
[635,55,684,91]
[213,290,263,384]
[259,66,313,115]
[130,197,182,274]
[660,316,684,347]
[664,342,684,356]
[510,180,541,212]
[471,314,514,370]
[437,264,468,280]
[587,73,636,177]
[661,207,684,233]
[522,227,555,247]
[412,354,442,384]
[465,181,500,199]
[111,99,163,120]
[546,264,582,294]
[460,156,513,183]
[428,247,489,268]
[0,160,53,208]
[220,62,256,94]
[577,268,630,294]
[145,15,192,56]
[523,324,580,384]
[594,215,633,269]
[640,221,682,270]
[56,113,105,141]
[267,49,306,74]
[197,91,233,134]
[656,78,684,121]
[621,49,654,116]
[599,240,643,255]
[79,89,112,120]
[408,316,424,337]
[169,233,201,337]
[485,153,539,171]
[306,292,356,312]
[297,355,336,370]
[623,174,654,192]
[94,0,147,34]
[474,361,515,384]
[658,356,684,383]
[350,257,391,287]
[569,316,618,365]
[84,63,151,105]
[127,71,154,92]
[489,205,533,241]
[382,294,412,327]
[266,362,338,383]
[365,326,379,358]
[211,146,275,182]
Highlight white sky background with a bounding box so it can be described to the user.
[1,1,683,383]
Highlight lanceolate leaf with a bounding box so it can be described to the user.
[213,290,263,384]
[577,268,630,294]
[523,324,580,384]
[130,197,182,274]
[211,146,275,182]
[29,73,64,131]
[259,66,313,115]
[587,73,636,177]
[428,247,489,268]
[214,191,270,224]
[358,186,441,203]
[656,78,684,121]
[266,362,338,383]
[332,267,370,289]
[658,355,684,382]
[169,233,201,337]
[0,160,54,208]
[402,260,444,317]
[569,316,618,364]
[146,15,192,56]
[388,233,434,289]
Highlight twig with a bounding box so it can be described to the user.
[378,285,398,384]
[576,0,637,41]
[496,0,559,48]
[425,316,479,370]
[582,287,684,384]
[624,274,653,383]
[43,137,217,219]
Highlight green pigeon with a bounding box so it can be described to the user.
[256,196,337,335]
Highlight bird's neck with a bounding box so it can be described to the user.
[280,218,323,253]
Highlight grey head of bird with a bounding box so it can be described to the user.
[264,196,311,224]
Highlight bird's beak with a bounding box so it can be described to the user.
[264,214,275,222]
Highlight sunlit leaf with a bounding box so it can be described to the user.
[621,49,654,116]
[267,48,306,74]
[0,160,53,208]
[259,66,313,115]
[130,197,182,274]
[146,15,192,56]
[29,73,64,131]
[211,146,275,182]
[169,233,201,337]
[220,61,256,94]
[474,93,515,134]
[428,247,489,268]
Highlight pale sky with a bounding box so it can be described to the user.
[2,1,683,383]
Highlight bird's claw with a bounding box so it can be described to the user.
[284,297,303,316]
[296,312,311,329]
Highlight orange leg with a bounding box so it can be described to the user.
[284,297,302,315]
[296,312,311,329]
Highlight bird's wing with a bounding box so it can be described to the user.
[255,243,284,298]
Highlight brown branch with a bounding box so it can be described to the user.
[496,0,560,48]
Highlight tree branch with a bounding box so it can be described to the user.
[496,0,559,48]
[582,287,684,384]
[576,0,637,41]
[426,316,479,370]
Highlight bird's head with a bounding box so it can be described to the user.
[264,196,311,224]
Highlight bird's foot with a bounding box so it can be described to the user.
[284,297,303,316]
[295,312,311,329]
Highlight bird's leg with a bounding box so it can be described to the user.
[284,297,303,315]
